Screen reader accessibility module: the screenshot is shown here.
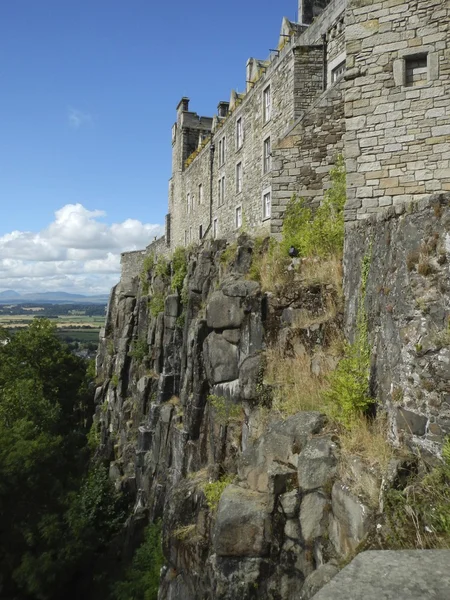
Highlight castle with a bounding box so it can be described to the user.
[121,0,449,280]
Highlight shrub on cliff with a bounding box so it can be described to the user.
[281,155,346,258]
[112,521,164,600]
[171,246,187,293]
[384,438,450,549]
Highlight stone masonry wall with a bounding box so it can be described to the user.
[168,4,348,250]
[344,192,450,453]
[271,79,345,235]
[344,0,450,222]
[169,38,300,248]
[120,250,147,294]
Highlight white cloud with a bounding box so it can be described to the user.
[0,204,163,295]
[68,107,93,129]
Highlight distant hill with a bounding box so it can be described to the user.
[0,290,109,304]
[0,290,21,298]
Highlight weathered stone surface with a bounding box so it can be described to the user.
[239,354,261,400]
[397,407,428,436]
[329,482,371,556]
[221,278,260,298]
[164,294,180,318]
[206,291,243,329]
[222,329,241,344]
[279,490,300,519]
[311,551,450,600]
[300,563,339,600]
[203,332,239,384]
[345,198,450,448]
[298,437,338,491]
[213,485,272,557]
[239,412,325,492]
[284,518,301,540]
[300,492,328,542]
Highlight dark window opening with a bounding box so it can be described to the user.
[405,54,427,87]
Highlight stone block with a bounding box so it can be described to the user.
[311,551,450,600]
[329,482,371,556]
[298,437,338,491]
[300,492,328,542]
[203,332,239,384]
[213,485,272,557]
[206,290,243,329]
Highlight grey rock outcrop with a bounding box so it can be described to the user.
[213,485,272,557]
[311,551,450,600]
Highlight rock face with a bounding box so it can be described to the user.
[213,486,272,557]
[94,236,370,599]
[311,550,450,600]
[95,217,450,598]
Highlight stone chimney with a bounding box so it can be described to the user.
[217,101,229,118]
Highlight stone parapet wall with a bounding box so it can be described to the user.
[146,235,169,258]
[344,0,450,222]
[120,236,169,294]
[120,249,147,294]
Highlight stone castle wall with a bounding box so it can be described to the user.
[120,0,449,276]
[167,1,349,249]
[168,33,301,248]
[120,250,147,294]
[344,0,450,222]
[271,81,345,235]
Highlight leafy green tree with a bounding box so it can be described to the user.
[112,521,164,600]
[0,319,126,600]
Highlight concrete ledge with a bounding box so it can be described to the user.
[311,550,450,600]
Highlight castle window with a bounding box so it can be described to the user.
[263,85,271,123]
[184,230,188,245]
[236,118,243,149]
[187,193,191,213]
[331,60,346,83]
[394,50,438,87]
[235,206,242,229]
[218,176,225,206]
[199,224,203,239]
[213,218,218,239]
[263,137,271,174]
[198,183,203,205]
[189,227,192,243]
[236,162,242,194]
[218,137,226,166]
[262,189,271,220]
[405,54,428,87]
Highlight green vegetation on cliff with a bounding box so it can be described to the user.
[112,521,164,600]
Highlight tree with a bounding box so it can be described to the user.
[0,320,125,600]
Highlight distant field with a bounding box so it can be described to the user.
[0,315,105,328]
[57,329,101,343]
[0,304,106,348]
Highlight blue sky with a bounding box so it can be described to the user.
[0,0,298,293]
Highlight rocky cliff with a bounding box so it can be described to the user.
[94,236,379,599]
[94,195,450,599]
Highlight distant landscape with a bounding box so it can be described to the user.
[0,295,108,356]
[0,289,109,304]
